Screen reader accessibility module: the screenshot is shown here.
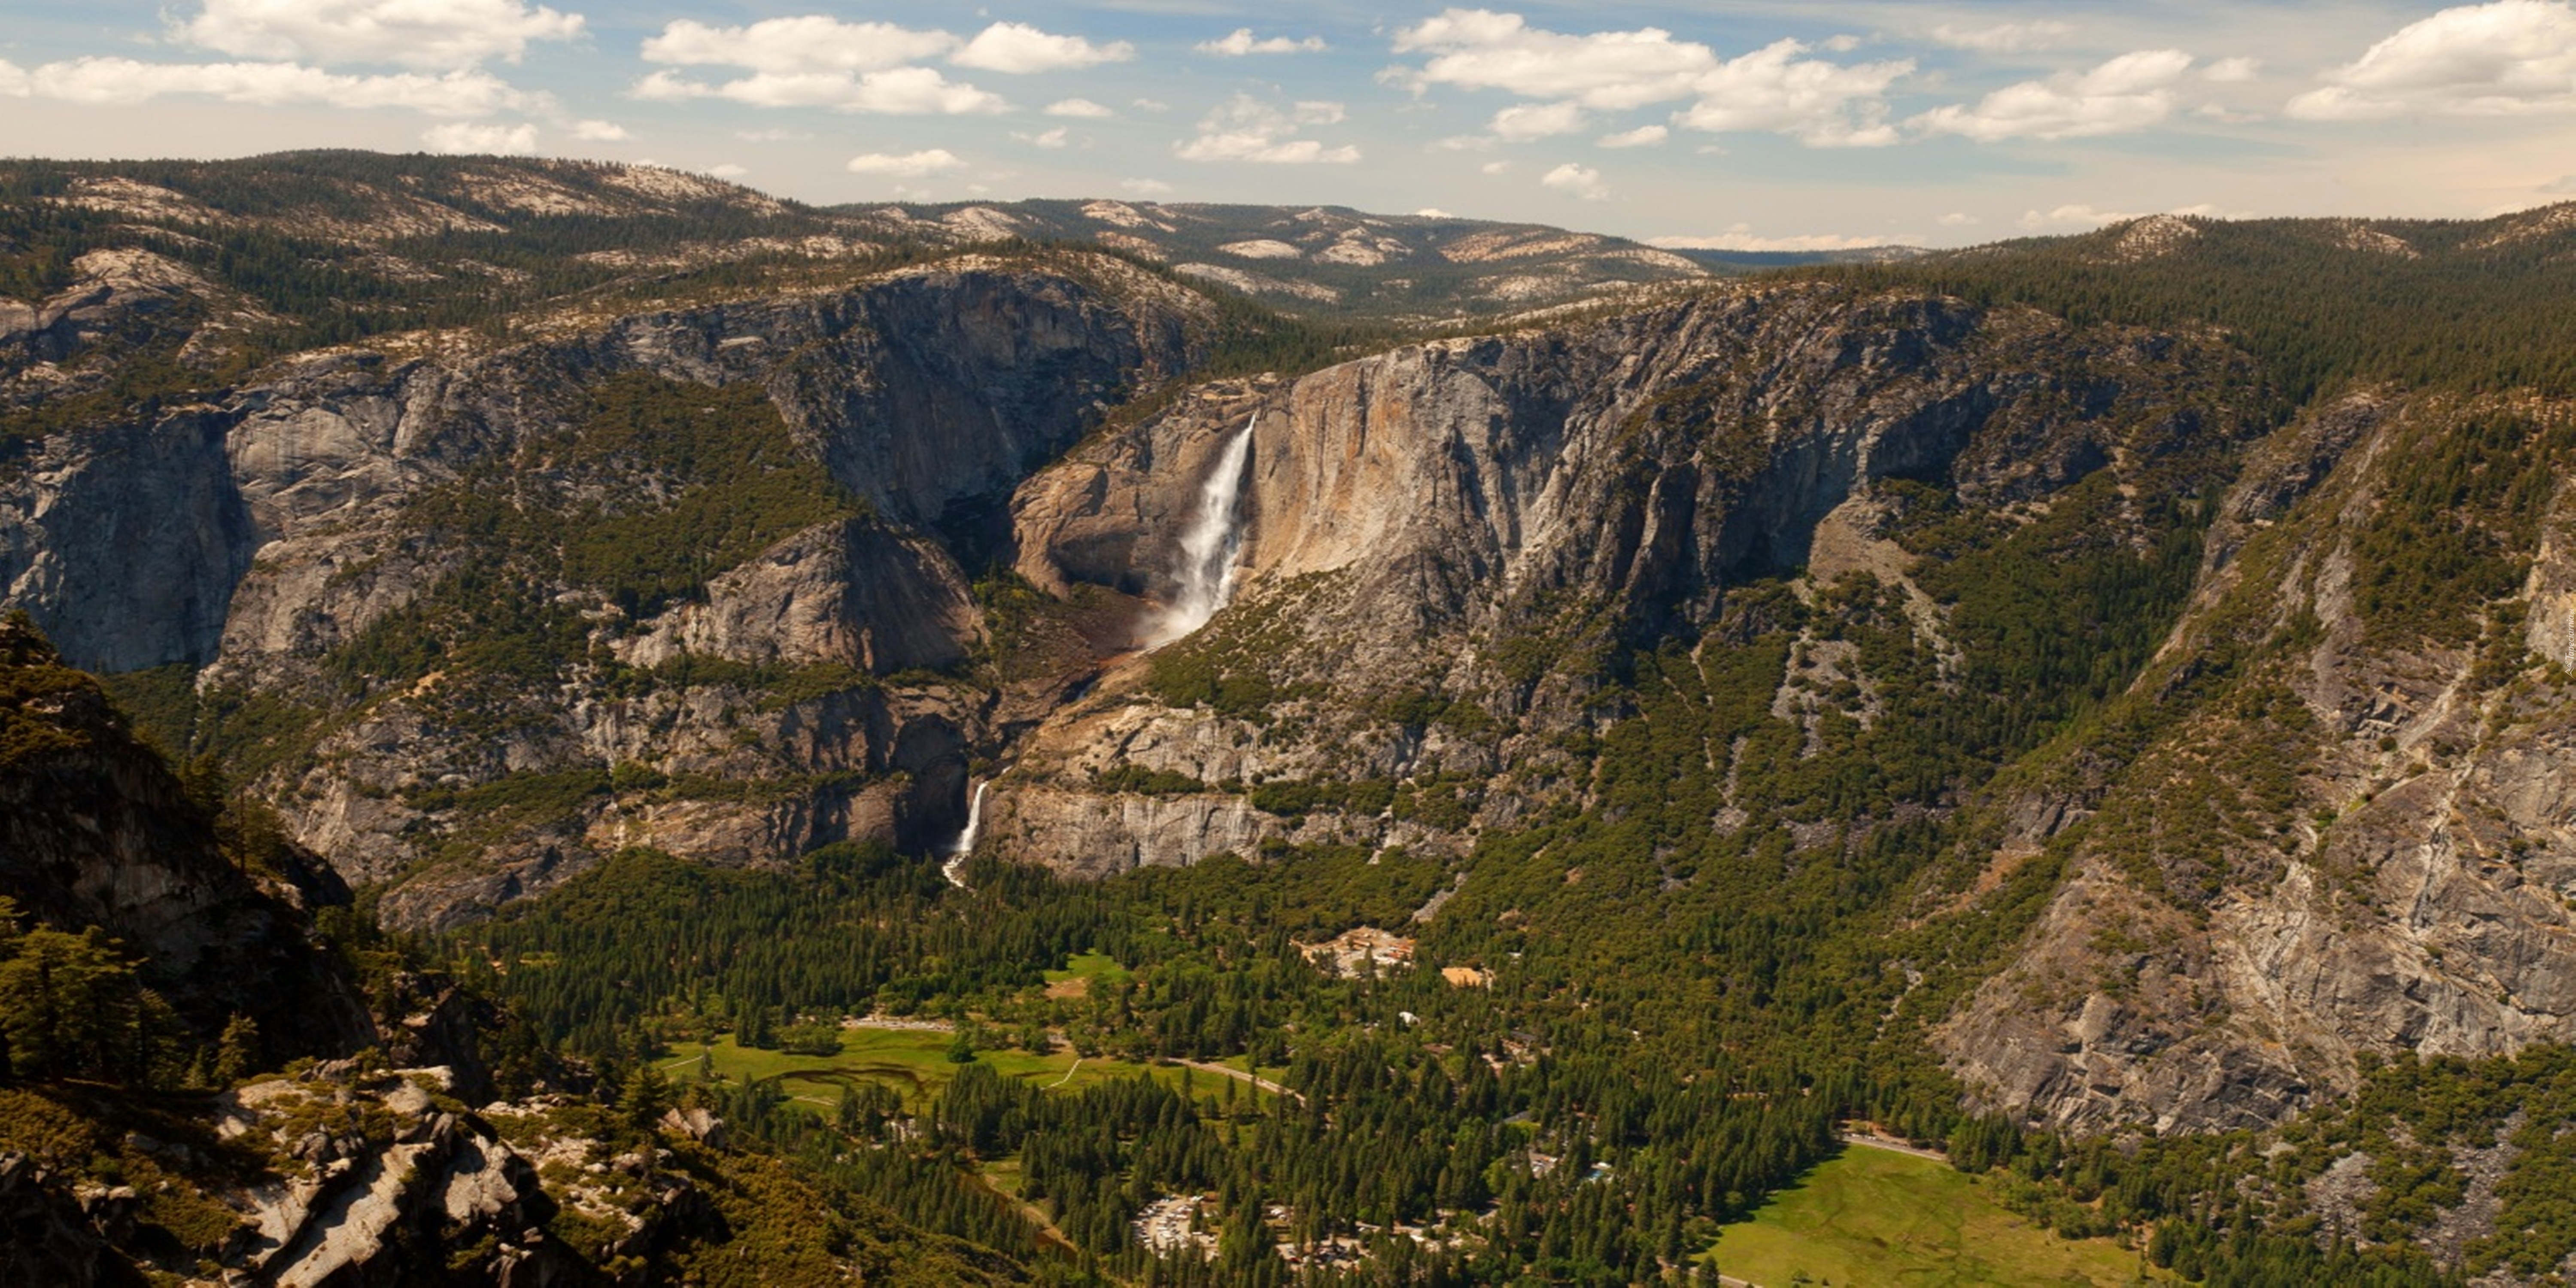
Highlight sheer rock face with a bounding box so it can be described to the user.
[0,258,1200,927]
[0,408,254,673]
[989,283,2249,875]
[1941,392,2576,1132]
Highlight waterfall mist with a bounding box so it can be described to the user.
[1145,419,1255,648]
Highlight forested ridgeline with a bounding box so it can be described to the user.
[1806,210,2576,399]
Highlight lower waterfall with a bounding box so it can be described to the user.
[942,780,988,890]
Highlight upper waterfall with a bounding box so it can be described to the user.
[1146,419,1255,647]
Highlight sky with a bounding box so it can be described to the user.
[3,1,2574,249]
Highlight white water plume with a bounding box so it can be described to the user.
[942,780,988,889]
[1147,419,1255,647]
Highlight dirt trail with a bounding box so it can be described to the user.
[1838,1130,1948,1163]
[1171,1057,1304,1104]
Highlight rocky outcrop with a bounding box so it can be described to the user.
[225,1064,562,1287]
[0,247,253,377]
[615,517,981,673]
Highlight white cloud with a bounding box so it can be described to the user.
[1176,94,1361,163]
[1913,49,2194,141]
[634,17,1117,115]
[1121,177,1175,195]
[1046,97,1114,118]
[1017,127,1070,148]
[1491,100,1587,140]
[2545,173,2576,192]
[846,149,966,176]
[1197,29,1329,56]
[422,120,538,154]
[632,66,1005,115]
[951,22,1133,74]
[176,0,582,71]
[1540,161,1610,200]
[1599,124,1668,147]
[0,61,26,97]
[1415,207,1455,216]
[1393,9,1716,109]
[2287,0,2576,120]
[708,163,747,178]
[1650,227,1899,251]
[1132,98,1170,112]
[1394,11,1908,147]
[1930,21,2073,54]
[571,118,626,140]
[1938,211,1979,226]
[2205,57,2261,82]
[1674,38,1912,146]
[28,57,547,115]
[733,128,808,142]
[642,18,956,76]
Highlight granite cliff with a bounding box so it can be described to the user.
[1941,389,2576,1132]
[7,245,1205,927]
[989,284,2257,876]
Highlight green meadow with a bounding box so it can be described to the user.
[1704,1145,2167,1287]
[1042,951,1132,990]
[669,1027,1270,1115]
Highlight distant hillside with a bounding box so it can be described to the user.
[1664,245,1929,271]
[823,197,1716,321]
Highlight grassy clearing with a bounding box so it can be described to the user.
[1041,951,1131,998]
[677,1031,1267,1114]
[1703,1145,2166,1287]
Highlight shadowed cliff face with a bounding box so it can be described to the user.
[0,616,375,1061]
